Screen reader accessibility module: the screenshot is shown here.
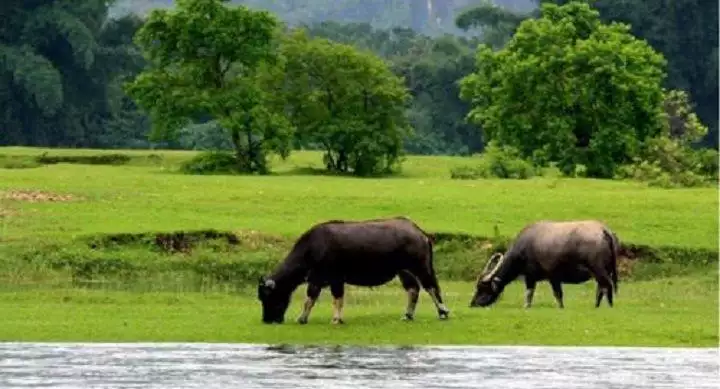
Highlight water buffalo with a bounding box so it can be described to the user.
[257,216,451,325]
[469,220,619,309]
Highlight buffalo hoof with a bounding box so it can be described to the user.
[438,311,450,320]
[402,314,414,321]
[331,318,345,325]
[297,317,308,325]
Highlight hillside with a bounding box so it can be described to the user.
[108,0,538,35]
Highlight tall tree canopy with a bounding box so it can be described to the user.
[281,29,411,175]
[125,0,293,173]
[459,1,668,178]
[455,0,718,148]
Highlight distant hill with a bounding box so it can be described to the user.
[108,0,538,35]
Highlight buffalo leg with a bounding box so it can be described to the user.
[595,284,604,307]
[594,280,614,308]
[398,271,420,321]
[524,277,537,309]
[330,282,345,324]
[297,283,322,324]
[549,280,564,308]
[587,262,614,308]
[412,270,450,320]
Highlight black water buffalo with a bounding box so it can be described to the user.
[257,216,451,324]
[469,220,619,309]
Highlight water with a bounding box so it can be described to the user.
[0,343,717,388]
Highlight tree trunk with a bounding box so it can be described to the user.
[230,128,249,172]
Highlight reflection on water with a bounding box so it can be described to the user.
[0,343,717,388]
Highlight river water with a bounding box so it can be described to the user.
[0,343,717,388]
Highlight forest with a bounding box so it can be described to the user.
[0,0,717,182]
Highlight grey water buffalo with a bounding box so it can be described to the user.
[469,220,620,309]
[257,216,450,325]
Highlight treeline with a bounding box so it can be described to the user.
[0,0,148,148]
[0,0,717,183]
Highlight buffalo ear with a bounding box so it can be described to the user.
[490,277,501,293]
[258,276,265,285]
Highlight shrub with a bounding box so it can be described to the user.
[450,142,537,180]
[35,153,131,165]
[0,155,42,169]
[616,136,718,188]
[180,151,243,175]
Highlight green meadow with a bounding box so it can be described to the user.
[0,147,717,346]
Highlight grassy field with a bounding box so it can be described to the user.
[0,146,717,346]
[1,147,716,248]
[0,276,716,346]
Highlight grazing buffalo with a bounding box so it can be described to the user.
[257,216,450,325]
[469,220,619,309]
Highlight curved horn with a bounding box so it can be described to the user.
[482,252,503,273]
[482,253,505,282]
[264,279,276,288]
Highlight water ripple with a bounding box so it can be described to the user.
[0,343,717,388]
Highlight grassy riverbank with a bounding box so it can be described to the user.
[0,275,716,346]
[0,146,717,346]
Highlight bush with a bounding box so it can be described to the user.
[616,136,718,188]
[692,148,719,179]
[180,151,242,175]
[0,155,42,169]
[35,153,131,165]
[450,142,537,180]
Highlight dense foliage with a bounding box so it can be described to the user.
[0,0,146,148]
[455,0,718,148]
[1,0,717,182]
[125,0,293,173]
[460,1,668,178]
[280,30,411,175]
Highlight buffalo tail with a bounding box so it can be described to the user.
[602,228,619,293]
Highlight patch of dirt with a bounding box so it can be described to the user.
[0,208,18,217]
[617,257,634,277]
[154,230,240,253]
[1,190,82,203]
[86,229,242,254]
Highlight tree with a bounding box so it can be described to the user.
[124,0,293,173]
[459,1,668,178]
[280,29,411,176]
[456,0,719,149]
[589,0,718,149]
[392,35,482,155]
[455,0,531,49]
[304,21,483,156]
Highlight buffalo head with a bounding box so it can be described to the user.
[257,276,291,324]
[469,252,505,307]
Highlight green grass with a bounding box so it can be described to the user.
[0,146,717,346]
[1,147,717,249]
[0,276,715,346]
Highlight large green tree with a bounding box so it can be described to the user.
[460,1,668,178]
[125,0,293,173]
[280,29,411,176]
[304,21,483,156]
[456,0,719,148]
